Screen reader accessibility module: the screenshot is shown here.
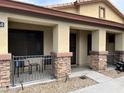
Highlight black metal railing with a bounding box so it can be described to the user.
[10,55,53,86]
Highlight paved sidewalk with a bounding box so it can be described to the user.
[70,70,113,83]
[70,70,124,93]
[85,71,113,83]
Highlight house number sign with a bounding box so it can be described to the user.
[0,21,5,27]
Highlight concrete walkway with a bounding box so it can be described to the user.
[70,70,113,83]
[70,70,124,93]
[85,71,113,83]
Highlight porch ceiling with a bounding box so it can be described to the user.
[8,22,53,31]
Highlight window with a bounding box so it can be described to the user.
[8,30,44,56]
[99,6,106,19]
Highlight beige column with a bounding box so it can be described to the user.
[0,16,11,88]
[52,23,72,78]
[115,33,124,61]
[90,29,108,70]
[78,31,88,66]
[0,16,8,54]
[53,24,70,52]
[92,29,106,51]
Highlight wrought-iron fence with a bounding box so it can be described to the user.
[10,55,53,86]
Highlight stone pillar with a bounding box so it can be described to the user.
[115,33,124,62]
[52,24,72,78]
[90,51,108,70]
[0,54,11,88]
[90,29,108,70]
[51,52,72,78]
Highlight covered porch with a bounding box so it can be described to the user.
[6,21,124,86]
[7,20,122,86]
[7,21,88,86]
[0,8,124,87]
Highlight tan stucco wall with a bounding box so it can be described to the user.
[59,7,78,14]
[0,16,8,54]
[115,33,124,51]
[78,31,89,66]
[80,2,124,23]
[79,3,98,18]
[58,2,124,23]
[44,30,53,55]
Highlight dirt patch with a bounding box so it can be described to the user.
[3,76,97,93]
[99,69,124,78]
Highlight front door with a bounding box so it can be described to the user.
[70,33,76,65]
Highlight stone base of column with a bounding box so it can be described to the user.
[115,51,124,62]
[0,54,11,88]
[51,52,72,79]
[90,51,108,71]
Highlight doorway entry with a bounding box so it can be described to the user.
[70,33,77,65]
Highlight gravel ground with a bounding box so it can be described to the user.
[2,76,96,93]
[99,69,124,78]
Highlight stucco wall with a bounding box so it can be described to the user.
[44,30,53,55]
[78,31,89,66]
[115,33,124,51]
[79,2,124,23]
[58,2,124,23]
[59,7,78,14]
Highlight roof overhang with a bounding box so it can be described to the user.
[0,0,124,30]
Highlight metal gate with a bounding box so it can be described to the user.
[10,55,53,86]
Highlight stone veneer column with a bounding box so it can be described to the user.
[51,52,72,78]
[0,54,11,88]
[90,29,107,70]
[90,51,108,70]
